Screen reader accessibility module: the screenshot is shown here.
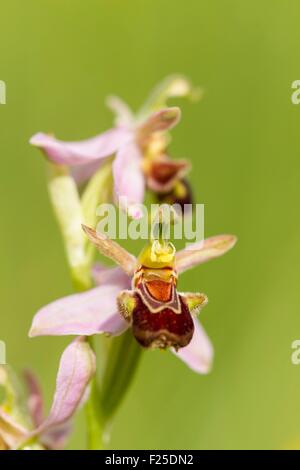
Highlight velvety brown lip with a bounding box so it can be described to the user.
[131,293,194,350]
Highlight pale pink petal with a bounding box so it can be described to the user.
[35,338,95,440]
[112,142,145,216]
[137,107,181,141]
[92,263,131,289]
[29,284,129,338]
[41,383,89,449]
[70,160,107,185]
[176,234,237,274]
[172,318,214,374]
[24,371,71,450]
[30,127,130,166]
[23,371,44,427]
[41,422,72,450]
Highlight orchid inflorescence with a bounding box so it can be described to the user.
[0,76,236,450]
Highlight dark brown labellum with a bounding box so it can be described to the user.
[131,293,194,350]
[150,159,186,187]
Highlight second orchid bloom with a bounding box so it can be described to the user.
[30,76,198,217]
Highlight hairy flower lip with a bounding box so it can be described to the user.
[146,155,191,194]
[30,227,236,382]
[136,330,191,350]
[30,226,236,361]
[131,293,194,350]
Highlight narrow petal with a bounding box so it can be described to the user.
[137,107,181,141]
[172,318,213,374]
[175,234,237,274]
[30,128,130,165]
[23,371,44,427]
[82,225,137,276]
[106,95,135,127]
[29,284,129,338]
[112,142,145,216]
[36,338,95,437]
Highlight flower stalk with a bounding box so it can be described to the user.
[100,331,142,421]
[27,76,237,451]
[47,160,143,449]
[85,378,104,450]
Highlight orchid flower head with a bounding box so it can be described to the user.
[30,220,236,374]
[30,76,200,217]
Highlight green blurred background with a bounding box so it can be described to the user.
[1,0,300,450]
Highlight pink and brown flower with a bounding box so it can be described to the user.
[29,226,236,374]
[30,76,199,217]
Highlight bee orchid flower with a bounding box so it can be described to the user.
[29,227,236,374]
[29,76,199,217]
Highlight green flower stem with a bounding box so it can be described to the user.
[47,163,103,449]
[85,333,143,449]
[100,331,142,421]
[85,377,104,450]
[84,336,105,450]
[47,160,142,449]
